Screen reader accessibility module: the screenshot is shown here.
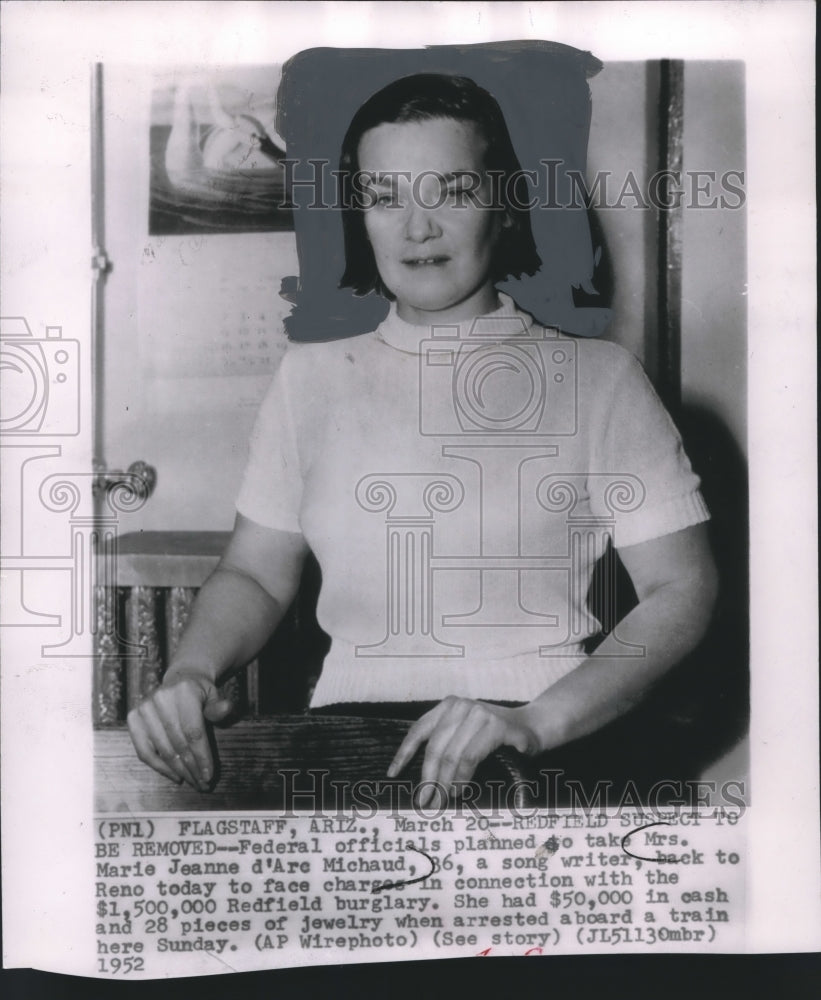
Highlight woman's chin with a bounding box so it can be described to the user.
[396,300,466,323]
[393,286,497,324]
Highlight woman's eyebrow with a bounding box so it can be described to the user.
[363,170,480,186]
[442,170,481,182]
[362,171,411,187]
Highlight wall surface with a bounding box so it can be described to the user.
[587,61,650,364]
[681,61,747,455]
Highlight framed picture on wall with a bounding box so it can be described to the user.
[148,66,294,235]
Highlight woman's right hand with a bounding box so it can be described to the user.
[127,671,233,791]
[126,516,308,790]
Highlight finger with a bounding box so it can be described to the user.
[151,691,210,789]
[139,698,202,789]
[202,694,234,724]
[176,693,216,785]
[127,710,183,784]
[419,700,471,785]
[436,705,497,794]
[449,716,505,789]
[140,699,200,788]
[153,681,212,788]
[387,702,449,777]
[417,700,473,807]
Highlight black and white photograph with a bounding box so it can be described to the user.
[0,0,817,983]
[95,43,748,816]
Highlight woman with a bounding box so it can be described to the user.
[128,74,717,803]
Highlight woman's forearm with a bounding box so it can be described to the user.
[523,573,717,753]
[164,565,287,684]
[164,516,308,686]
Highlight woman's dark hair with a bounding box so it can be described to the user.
[338,73,541,297]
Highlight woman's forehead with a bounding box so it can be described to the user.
[357,118,488,176]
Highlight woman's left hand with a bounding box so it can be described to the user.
[387,696,539,807]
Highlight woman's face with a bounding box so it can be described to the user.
[358,118,505,325]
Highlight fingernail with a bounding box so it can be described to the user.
[202,767,212,781]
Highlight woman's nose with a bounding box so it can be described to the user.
[403,202,442,242]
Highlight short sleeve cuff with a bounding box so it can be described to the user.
[235,494,302,534]
[613,489,710,549]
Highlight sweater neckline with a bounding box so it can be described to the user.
[374,292,536,355]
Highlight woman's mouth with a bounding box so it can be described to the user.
[403,255,450,267]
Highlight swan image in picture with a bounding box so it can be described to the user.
[150,71,292,233]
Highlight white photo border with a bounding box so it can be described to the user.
[1,0,817,972]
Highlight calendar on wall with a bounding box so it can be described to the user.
[137,232,297,380]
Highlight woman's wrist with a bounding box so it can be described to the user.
[512,699,569,756]
[162,660,220,688]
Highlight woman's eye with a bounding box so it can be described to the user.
[447,183,477,205]
[375,193,399,207]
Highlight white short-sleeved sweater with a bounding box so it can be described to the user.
[237,294,709,706]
